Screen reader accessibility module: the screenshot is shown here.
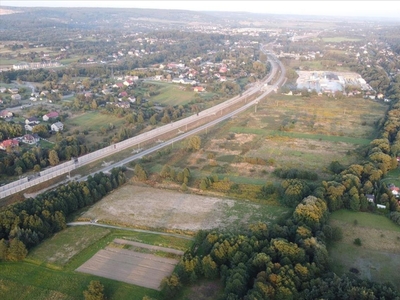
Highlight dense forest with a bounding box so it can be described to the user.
[0,167,126,261]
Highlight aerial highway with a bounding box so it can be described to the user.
[0,48,286,199]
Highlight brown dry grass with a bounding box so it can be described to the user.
[80,184,284,232]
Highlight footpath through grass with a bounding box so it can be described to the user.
[328,210,400,291]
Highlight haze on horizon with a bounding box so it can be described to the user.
[1,0,399,19]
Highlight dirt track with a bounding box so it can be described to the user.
[113,238,184,255]
[76,240,181,290]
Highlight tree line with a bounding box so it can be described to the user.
[161,195,399,299]
[0,133,90,177]
[0,167,126,261]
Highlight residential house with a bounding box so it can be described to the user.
[11,94,21,101]
[181,79,197,85]
[123,79,134,86]
[115,101,130,108]
[193,86,205,92]
[219,66,228,73]
[366,194,375,203]
[167,62,179,69]
[25,123,38,132]
[113,83,124,89]
[0,110,13,119]
[388,184,399,197]
[119,91,128,98]
[8,88,19,94]
[51,121,64,132]
[25,117,40,125]
[128,96,136,103]
[22,133,40,145]
[42,111,59,121]
[102,89,111,95]
[172,78,183,84]
[0,139,19,150]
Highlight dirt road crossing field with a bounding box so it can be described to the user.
[113,238,184,255]
[76,240,181,290]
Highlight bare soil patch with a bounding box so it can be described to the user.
[76,241,180,290]
[81,185,280,231]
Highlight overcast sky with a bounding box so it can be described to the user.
[1,1,398,19]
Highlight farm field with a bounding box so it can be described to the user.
[76,240,181,290]
[328,210,400,291]
[80,184,288,232]
[0,225,195,299]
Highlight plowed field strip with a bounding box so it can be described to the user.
[76,247,179,290]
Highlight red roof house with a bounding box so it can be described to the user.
[0,139,19,150]
[43,111,59,121]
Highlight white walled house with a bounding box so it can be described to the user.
[51,121,64,132]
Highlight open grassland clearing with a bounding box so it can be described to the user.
[322,36,363,43]
[381,167,400,187]
[288,59,351,72]
[65,111,126,131]
[177,279,224,300]
[156,93,385,185]
[256,94,384,138]
[76,239,181,290]
[206,94,385,175]
[62,111,126,144]
[0,46,53,55]
[80,184,288,231]
[328,210,400,291]
[147,81,197,106]
[0,263,159,300]
[26,225,192,271]
[26,225,111,267]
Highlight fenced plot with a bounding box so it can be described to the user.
[76,241,181,290]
